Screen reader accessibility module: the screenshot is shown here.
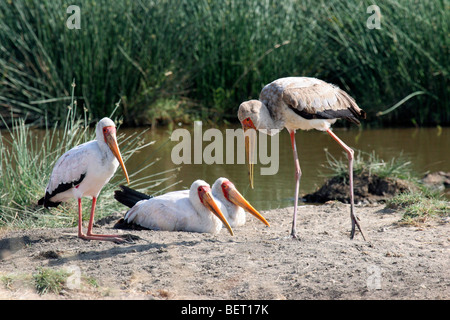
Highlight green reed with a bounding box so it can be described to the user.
[0,81,176,228]
[0,0,448,126]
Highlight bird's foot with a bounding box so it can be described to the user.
[290,230,301,241]
[350,216,367,241]
[79,233,138,244]
[120,234,141,243]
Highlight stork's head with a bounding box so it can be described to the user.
[213,177,270,227]
[96,117,130,184]
[238,100,282,189]
[237,100,261,131]
[237,101,262,189]
[190,180,234,236]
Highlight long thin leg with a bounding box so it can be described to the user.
[86,197,97,236]
[289,129,302,238]
[77,197,125,242]
[326,129,367,240]
[77,198,83,238]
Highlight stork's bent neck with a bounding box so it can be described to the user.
[256,101,285,134]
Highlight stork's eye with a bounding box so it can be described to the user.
[198,187,202,192]
[103,128,108,133]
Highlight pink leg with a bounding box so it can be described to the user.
[326,129,366,240]
[86,197,98,236]
[289,130,302,238]
[77,197,125,242]
[77,198,83,238]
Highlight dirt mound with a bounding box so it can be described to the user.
[421,171,450,190]
[303,172,416,204]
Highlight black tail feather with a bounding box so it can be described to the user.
[113,218,150,230]
[114,185,152,208]
[37,196,61,208]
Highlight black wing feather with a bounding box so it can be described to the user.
[38,173,86,208]
[288,106,362,125]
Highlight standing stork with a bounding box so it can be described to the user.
[237,77,367,240]
[38,117,130,242]
[211,177,270,228]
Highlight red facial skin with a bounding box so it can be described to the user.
[102,126,116,143]
[197,186,212,205]
[241,117,256,130]
[221,180,235,202]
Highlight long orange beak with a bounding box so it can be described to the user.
[222,181,270,227]
[244,131,254,189]
[199,187,234,236]
[104,127,130,184]
[242,119,257,189]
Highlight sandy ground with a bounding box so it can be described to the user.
[0,202,448,300]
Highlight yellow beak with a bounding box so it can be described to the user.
[105,129,130,184]
[225,184,270,227]
[244,128,255,189]
[200,190,234,236]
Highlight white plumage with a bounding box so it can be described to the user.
[239,77,364,134]
[238,77,366,240]
[120,180,234,235]
[39,117,130,242]
[211,177,269,228]
[44,140,116,203]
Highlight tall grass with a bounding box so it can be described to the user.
[0,0,448,126]
[322,148,413,181]
[0,81,177,228]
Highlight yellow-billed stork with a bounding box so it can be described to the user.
[211,177,270,228]
[38,117,130,242]
[114,180,234,235]
[238,77,367,240]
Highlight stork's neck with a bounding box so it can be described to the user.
[95,133,117,164]
[213,188,239,219]
[220,198,242,222]
[257,101,285,133]
[189,196,223,233]
[189,187,223,232]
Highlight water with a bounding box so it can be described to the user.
[122,125,449,210]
